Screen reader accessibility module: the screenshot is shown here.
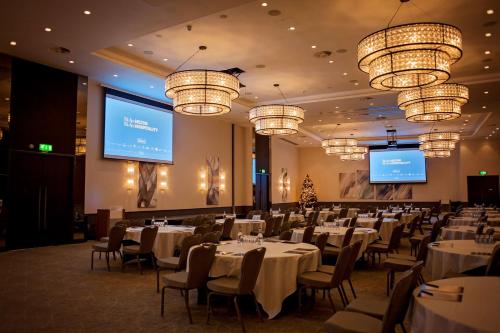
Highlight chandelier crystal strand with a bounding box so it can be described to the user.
[165,70,240,116]
[418,131,460,158]
[248,104,305,135]
[339,146,368,161]
[398,83,468,122]
[358,23,462,90]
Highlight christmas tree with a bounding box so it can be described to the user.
[299,174,318,208]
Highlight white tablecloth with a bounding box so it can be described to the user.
[425,240,498,280]
[411,277,500,333]
[441,226,500,241]
[356,218,400,241]
[291,226,377,257]
[288,214,305,223]
[125,226,194,258]
[215,219,265,239]
[207,240,320,319]
[449,217,479,226]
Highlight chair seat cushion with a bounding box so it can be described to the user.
[345,297,388,320]
[410,234,426,242]
[298,271,332,288]
[207,277,239,294]
[387,253,416,261]
[383,258,415,271]
[162,271,188,289]
[100,237,110,242]
[324,311,383,333]
[157,257,180,270]
[318,264,335,274]
[92,242,109,251]
[122,245,141,254]
[366,243,389,252]
[324,245,340,255]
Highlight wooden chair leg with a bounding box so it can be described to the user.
[348,279,357,299]
[184,289,193,324]
[233,295,245,333]
[337,287,347,307]
[327,290,336,313]
[137,255,142,274]
[91,250,95,270]
[156,269,160,293]
[339,283,349,305]
[105,252,110,272]
[206,292,214,324]
[113,251,116,261]
[400,322,408,333]
[161,286,166,316]
[297,285,305,311]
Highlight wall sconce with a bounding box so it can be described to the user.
[199,169,207,191]
[220,172,226,192]
[126,161,135,191]
[159,165,168,193]
[279,178,291,192]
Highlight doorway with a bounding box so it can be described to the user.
[467,175,499,206]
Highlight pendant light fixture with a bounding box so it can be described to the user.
[165,46,240,116]
[321,125,358,155]
[249,84,305,135]
[418,130,460,158]
[339,146,369,161]
[398,83,468,122]
[357,0,462,91]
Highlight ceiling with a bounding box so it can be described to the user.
[0,0,499,146]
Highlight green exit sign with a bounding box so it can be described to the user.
[479,170,488,176]
[39,143,53,152]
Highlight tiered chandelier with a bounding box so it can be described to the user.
[321,138,358,155]
[249,84,305,135]
[418,131,460,158]
[165,46,240,116]
[357,2,462,91]
[398,83,469,122]
[339,146,369,161]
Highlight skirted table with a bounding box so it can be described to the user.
[125,226,194,258]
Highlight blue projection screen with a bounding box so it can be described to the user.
[369,149,426,183]
[104,94,173,163]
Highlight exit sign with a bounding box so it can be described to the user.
[39,143,53,152]
[479,170,488,176]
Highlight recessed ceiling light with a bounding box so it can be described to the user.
[335,106,339,109]
[288,26,296,31]
[484,65,490,69]
[328,60,334,63]
[347,117,351,120]
[113,74,118,77]
[254,96,259,99]
[482,105,487,109]
[82,82,87,86]
[342,72,348,76]
[484,50,491,55]
[484,91,489,94]
[318,119,322,122]
[44,27,52,32]
[127,43,134,47]
[496,128,499,130]
[486,9,494,15]
[485,32,492,37]
[369,102,374,106]
[9,41,16,46]
[4,97,10,101]
[354,82,359,86]
[163,58,168,61]
[83,10,91,15]
[68,60,74,64]
[311,45,317,49]
[261,2,268,7]
[465,119,469,122]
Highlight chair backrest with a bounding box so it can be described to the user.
[139,226,158,253]
[312,211,320,225]
[263,218,275,237]
[283,211,291,224]
[329,245,352,287]
[406,216,419,235]
[394,212,403,220]
[339,208,348,219]
[348,216,357,227]
[380,269,417,333]
[107,225,126,251]
[485,244,500,276]
[194,224,211,235]
[302,226,315,243]
[221,218,235,239]
[326,214,336,222]
[238,247,267,294]
[281,221,291,232]
[272,216,283,235]
[342,218,351,227]
[416,235,432,262]
[373,218,383,233]
[440,213,452,227]
[315,232,330,255]
[211,223,223,232]
[178,234,203,270]
[388,224,405,251]
[376,211,383,218]
[343,240,363,280]
[279,230,293,241]
[186,244,217,289]
[341,227,355,248]
[430,220,442,242]
[201,231,220,244]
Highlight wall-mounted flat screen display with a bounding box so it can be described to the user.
[104,92,173,163]
[369,148,426,183]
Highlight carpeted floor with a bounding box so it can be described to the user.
[0,240,417,333]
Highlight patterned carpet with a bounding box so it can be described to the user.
[0,241,415,333]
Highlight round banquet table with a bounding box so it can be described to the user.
[291,226,377,257]
[448,217,479,227]
[411,276,500,333]
[318,210,335,221]
[355,217,400,241]
[215,219,265,239]
[205,240,320,319]
[425,240,498,280]
[125,226,194,258]
[288,213,305,223]
[441,226,500,241]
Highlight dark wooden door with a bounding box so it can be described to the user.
[467,175,500,206]
[255,173,270,212]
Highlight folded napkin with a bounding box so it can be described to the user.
[418,290,463,302]
[284,250,308,255]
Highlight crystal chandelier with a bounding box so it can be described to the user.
[357,1,462,91]
[418,131,460,158]
[75,137,86,155]
[398,83,468,122]
[249,84,304,135]
[165,46,240,116]
[322,138,358,155]
[339,147,368,161]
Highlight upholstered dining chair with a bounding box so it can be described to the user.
[348,216,357,228]
[206,247,267,332]
[160,243,216,324]
[297,245,352,311]
[272,216,284,236]
[122,226,158,274]
[365,224,404,265]
[279,230,293,241]
[485,244,500,276]
[315,232,330,257]
[342,218,351,227]
[220,217,235,241]
[324,227,355,257]
[301,225,315,244]
[210,223,223,233]
[194,224,211,235]
[324,267,418,333]
[338,208,348,219]
[202,231,221,244]
[155,234,202,292]
[91,225,126,271]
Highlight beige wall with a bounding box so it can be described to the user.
[297,139,500,203]
[271,137,299,203]
[84,80,252,214]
